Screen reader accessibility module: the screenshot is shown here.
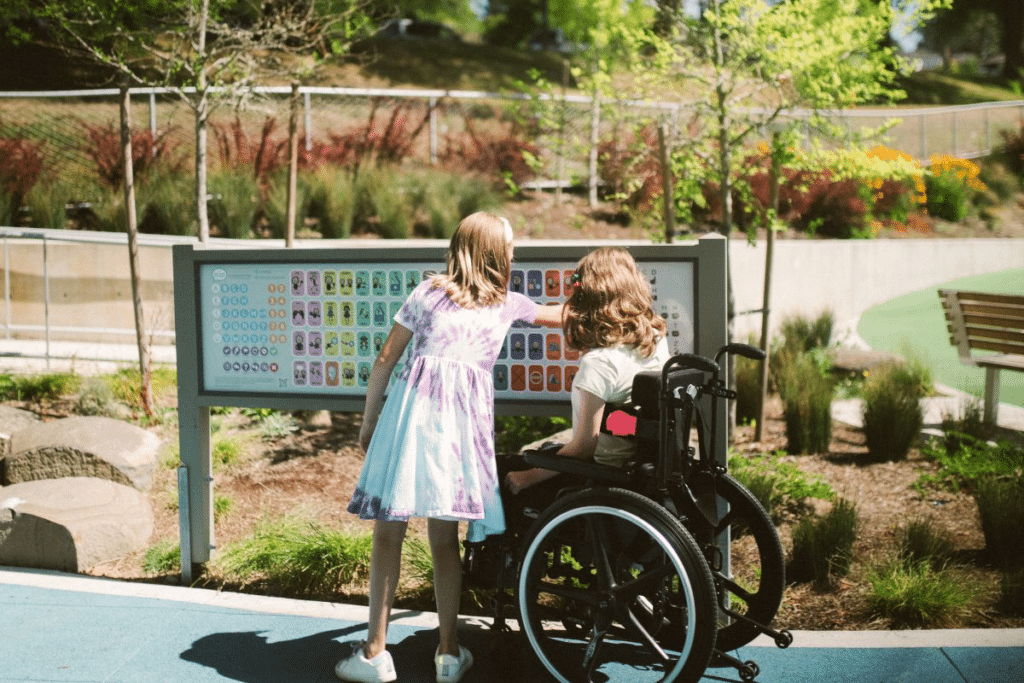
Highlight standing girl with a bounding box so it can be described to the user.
[505,246,670,494]
[335,212,564,683]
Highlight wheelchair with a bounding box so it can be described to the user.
[463,344,792,683]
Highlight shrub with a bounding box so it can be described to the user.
[137,172,194,235]
[307,99,429,171]
[729,452,834,523]
[495,415,571,454]
[794,171,870,238]
[212,115,288,184]
[897,517,957,571]
[80,121,183,190]
[997,121,1024,176]
[208,168,260,238]
[597,124,661,211]
[0,135,48,222]
[734,350,762,426]
[860,361,929,462]
[940,397,994,456]
[142,540,180,574]
[360,167,412,239]
[769,310,833,393]
[788,497,858,584]
[918,437,1024,492]
[779,352,834,455]
[75,378,124,417]
[974,476,1024,568]
[440,108,540,192]
[215,517,374,596]
[261,171,313,239]
[0,372,80,402]
[867,560,975,628]
[308,167,358,239]
[925,154,986,222]
[1001,568,1024,616]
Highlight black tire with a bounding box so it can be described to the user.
[707,475,786,653]
[516,488,718,683]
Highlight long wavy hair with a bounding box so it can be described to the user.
[432,212,512,308]
[563,247,666,356]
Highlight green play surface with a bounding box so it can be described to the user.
[857,268,1024,411]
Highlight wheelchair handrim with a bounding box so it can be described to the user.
[517,503,699,683]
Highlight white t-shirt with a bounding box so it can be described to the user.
[571,336,671,467]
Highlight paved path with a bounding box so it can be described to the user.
[2,567,1023,683]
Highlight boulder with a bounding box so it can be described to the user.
[0,477,153,572]
[5,416,160,489]
[0,405,41,468]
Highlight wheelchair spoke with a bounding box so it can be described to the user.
[534,579,600,607]
[585,515,618,591]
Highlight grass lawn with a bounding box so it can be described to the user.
[858,268,1024,410]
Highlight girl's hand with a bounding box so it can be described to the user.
[358,416,377,454]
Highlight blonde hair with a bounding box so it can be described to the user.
[432,212,512,308]
[563,247,666,356]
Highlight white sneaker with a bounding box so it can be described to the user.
[435,645,473,683]
[334,643,397,683]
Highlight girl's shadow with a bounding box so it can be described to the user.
[180,624,540,682]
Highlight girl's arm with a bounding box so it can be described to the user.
[504,386,604,494]
[532,302,566,327]
[557,387,604,460]
[359,322,413,453]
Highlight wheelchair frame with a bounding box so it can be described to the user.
[463,344,792,683]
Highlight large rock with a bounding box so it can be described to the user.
[0,406,41,468]
[4,416,160,489]
[0,477,153,572]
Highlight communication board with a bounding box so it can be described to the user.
[172,237,727,576]
[196,256,694,404]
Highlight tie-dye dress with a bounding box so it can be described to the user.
[347,279,538,542]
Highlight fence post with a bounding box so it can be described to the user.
[304,91,312,152]
[919,112,927,161]
[42,235,50,369]
[984,106,991,155]
[589,94,600,207]
[3,237,9,339]
[951,109,958,157]
[149,91,157,137]
[430,96,438,165]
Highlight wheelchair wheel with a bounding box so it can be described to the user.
[517,488,717,683]
[709,475,786,653]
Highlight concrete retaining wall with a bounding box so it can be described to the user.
[2,231,1022,347]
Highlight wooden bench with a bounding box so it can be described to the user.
[938,289,1024,425]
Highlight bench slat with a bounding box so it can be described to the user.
[968,339,1024,356]
[960,305,1024,324]
[964,326,1024,345]
[955,291,1024,307]
[975,354,1024,371]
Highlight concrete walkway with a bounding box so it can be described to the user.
[3,567,1023,683]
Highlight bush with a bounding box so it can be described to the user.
[729,452,834,523]
[495,415,571,454]
[308,167,358,239]
[142,540,180,574]
[208,168,260,238]
[734,348,762,426]
[80,121,184,190]
[925,154,986,222]
[0,135,48,223]
[137,172,195,235]
[861,361,929,462]
[897,517,957,571]
[779,353,834,455]
[788,497,858,584]
[974,477,1024,568]
[769,310,833,393]
[918,437,1024,492]
[867,560,975,628]
[215,517,374,597]
[0,372,81,402]
[940,397,994,456]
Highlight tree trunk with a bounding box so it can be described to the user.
[120,86,153,417]
[195,0,211,243]
[755,135,781,442]
[1001,0,1024,81]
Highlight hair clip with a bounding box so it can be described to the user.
[569,271,582,285]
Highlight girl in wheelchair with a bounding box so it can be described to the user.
[505,246,670,494]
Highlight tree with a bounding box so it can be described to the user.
[654,0,947,430]
[5,0,372,240]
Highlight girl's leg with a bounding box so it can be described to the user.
[427,518,463,656]
[365,519,408,659]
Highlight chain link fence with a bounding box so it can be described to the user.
[3,86,1021,203]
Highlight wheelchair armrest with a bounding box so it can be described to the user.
[522,449,632,485]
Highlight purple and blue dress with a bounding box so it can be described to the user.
[347,279,538,542]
